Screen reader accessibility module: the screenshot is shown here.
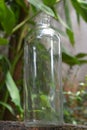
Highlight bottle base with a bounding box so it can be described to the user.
[24,120,61,127]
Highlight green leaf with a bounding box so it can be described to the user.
[75,53,87,65]
[0,0,16,34]
[64,0,75,45]
[43,0,57,6]
[0,101,15,115]
[57,12,75,44]
[66,29,75,45]
[27,0,55,17]
[78,59,87,64]
[62,49,87,66]
[76,53,87,58]
[0,56,23,113]
[62,52,80,66]
[51,6,70,29]
[77,0,87,5]
[57,13,71,30]
[76,12,80,25]
[64,0,72,28]
[62,47,80,66]
[71,0,87,23]
[0,38,8,45]
[79,0,87,10]
[5,71,21,108]
[40,94,50,108]
[71,0,87,22]
[52,6,74,44]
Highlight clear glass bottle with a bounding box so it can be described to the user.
[24,13,63,127]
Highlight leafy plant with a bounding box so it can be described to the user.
[64,76,87,125]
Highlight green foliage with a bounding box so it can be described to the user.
[71,0,87,22]
[0,101,15,115]
[0,55,22,119]
[64,79,87,125]
[62,47,87,67]
[27,0,55,17]
[62,52,80,66]
[0,38,8,45]
[43,0,57,6]
[5,71,22,111]
[0,0,16,34]
[64,0,75,45]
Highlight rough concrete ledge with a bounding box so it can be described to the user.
[0,121,87,130]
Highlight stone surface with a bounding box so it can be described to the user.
[0,121,87,130]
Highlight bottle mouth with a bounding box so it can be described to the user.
[35,12,51,26]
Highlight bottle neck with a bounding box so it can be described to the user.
[36,12,51,27]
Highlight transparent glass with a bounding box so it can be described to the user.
[24,15,63,127]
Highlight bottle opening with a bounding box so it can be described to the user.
[35,12,51,26]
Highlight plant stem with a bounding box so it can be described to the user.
[11,11,40,34]
[11,50,23,75]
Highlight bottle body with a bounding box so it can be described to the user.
[24,25,63,126]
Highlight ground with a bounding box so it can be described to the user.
[0,121,87,130]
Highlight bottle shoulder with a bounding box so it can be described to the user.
[25,25,60,41]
